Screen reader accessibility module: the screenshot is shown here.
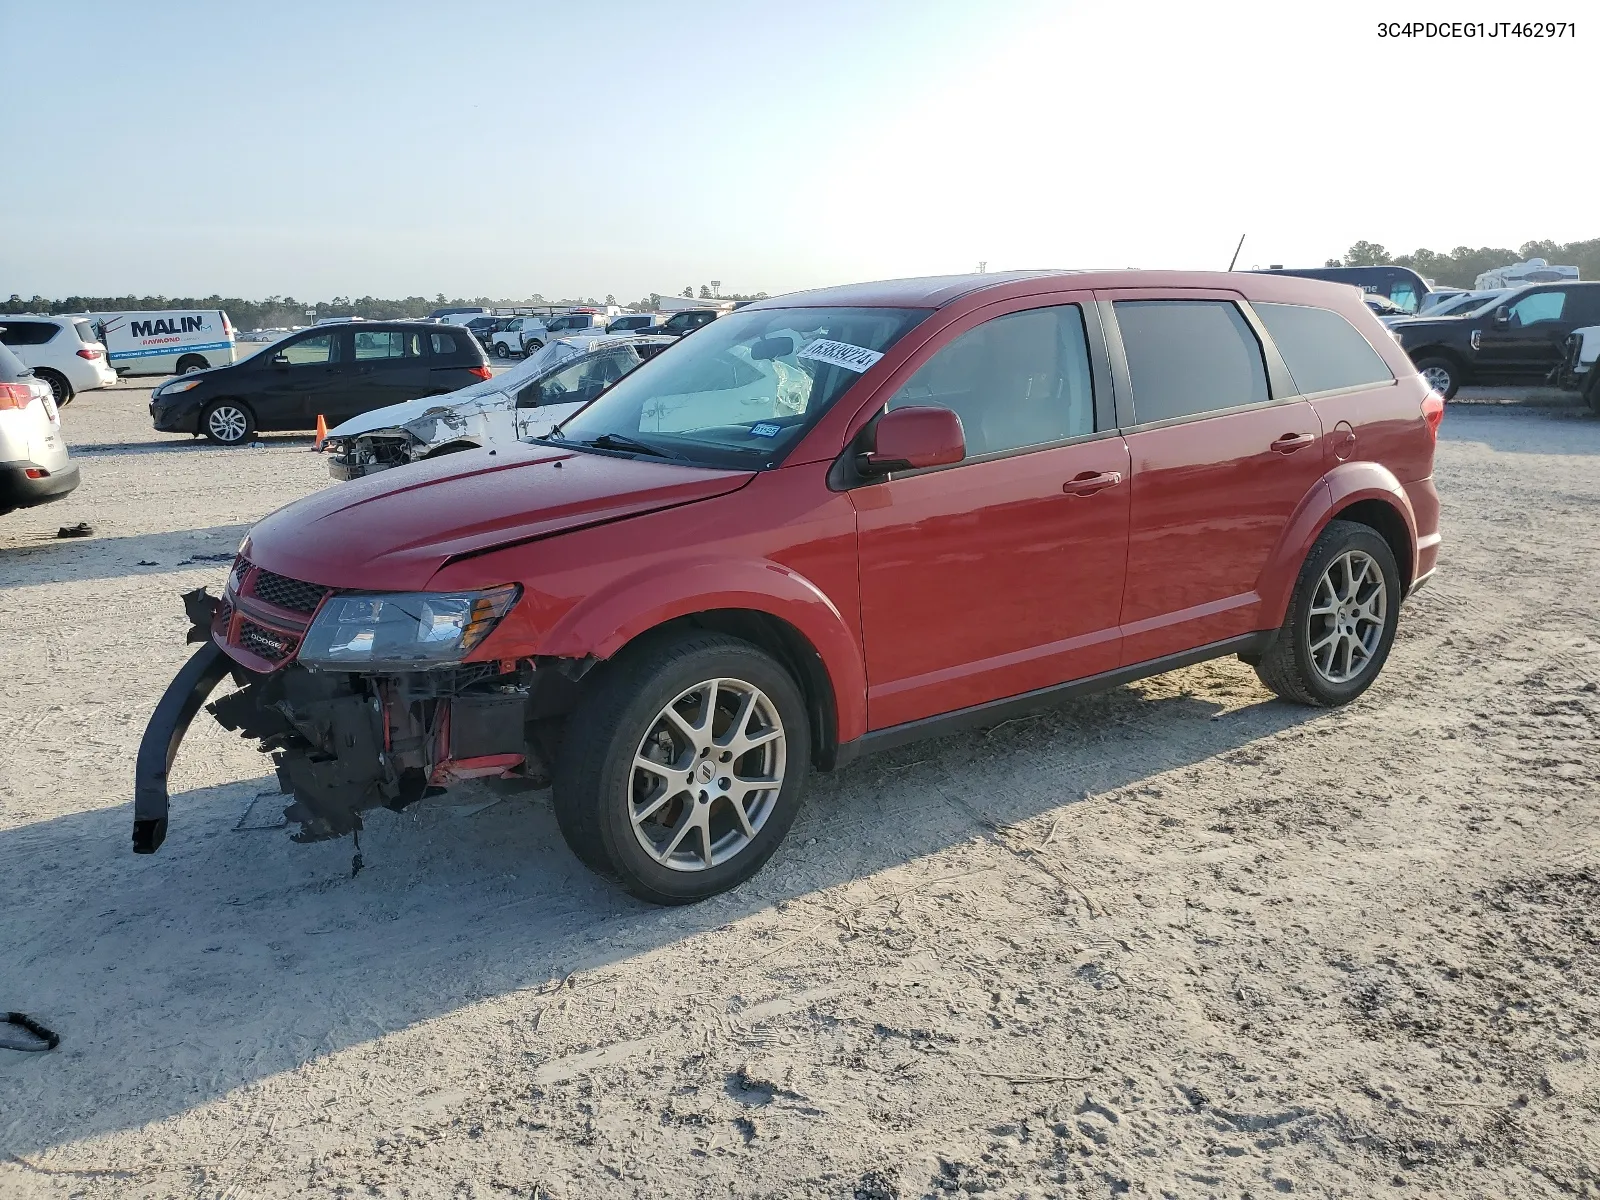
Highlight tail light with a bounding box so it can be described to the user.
[468,364,493,380]
[77,347,105,359]
[0,382,34,410]
[1421,390,1445,439]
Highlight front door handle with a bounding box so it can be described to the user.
[1270,432,1316,454]
[1062,470,1122,496]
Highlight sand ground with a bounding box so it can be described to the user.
[1,379,1596,1199]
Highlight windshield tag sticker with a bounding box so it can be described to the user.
[750,422,781,438]
[798,339,884,373]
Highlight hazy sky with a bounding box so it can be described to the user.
[2,1,1591,301]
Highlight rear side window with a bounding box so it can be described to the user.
[430,332,460,356]
[888,305,1096,457]
[1114,301,1268,425]
[0,320,60,346]
[353,330,417,359]
[73,320,101,344]
[1254,302,1394,395]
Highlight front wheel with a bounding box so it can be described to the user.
[1255,520,1401,707]
[553,631,811,904]
[201,400,255,445]
[1414,356,1461,401]
[492,342,510,359]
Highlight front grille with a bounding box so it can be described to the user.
[214,598,234,633]
[238,620,297,664]
[249,569,329,614]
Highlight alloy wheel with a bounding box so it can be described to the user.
[1307,549,1387,684]
[627,677,786,871]
[206,405,249,443]
[1420,365,1453,395]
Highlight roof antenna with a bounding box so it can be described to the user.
[1227,234,1246,272]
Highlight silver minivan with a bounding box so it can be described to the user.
[0,342,79,513]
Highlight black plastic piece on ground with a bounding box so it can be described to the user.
[181,586,219,643]
[3,1012,60,1051]
[133,640,232,854]
[55,522,93,538]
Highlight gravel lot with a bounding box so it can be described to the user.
[2,379,1597,1199]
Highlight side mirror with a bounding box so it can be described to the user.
[1494,307,1510,325]
[859,405,965,475]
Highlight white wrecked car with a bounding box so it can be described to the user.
[324,335,674,480]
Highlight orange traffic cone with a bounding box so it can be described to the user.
[314,413,328,451]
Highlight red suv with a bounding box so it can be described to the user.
[136,271,1443,903]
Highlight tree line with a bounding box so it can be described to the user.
[1330,238,1600,289]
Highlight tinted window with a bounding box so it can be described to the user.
[280,333,336,364]
[1569,287,1600,325]
[1115,301,1269,424]
[1255,303,1394,395]
[888,305,1095,457]
[1508,291,1565,326]
[0,320,59,347]
[430,332,459,356]
[353,330,416,360]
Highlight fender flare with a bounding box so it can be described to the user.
[1256,462,1418,628]
[535,557,867,744]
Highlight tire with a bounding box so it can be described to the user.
[1254,519,1402,707]
[522,339,542,357]
[177,355,209,374]
[1413,356,1461,401]
[36,369,72,407]
[552,631,812,904]
[492,342,509,359]
[200,400,256,445]
[1584,371,1600,416]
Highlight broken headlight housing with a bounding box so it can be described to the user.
[297,585,521,670]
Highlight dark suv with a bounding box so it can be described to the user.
[149,322,492,444]
[1393,281,1600,398]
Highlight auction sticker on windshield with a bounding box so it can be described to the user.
[798,339,884,373]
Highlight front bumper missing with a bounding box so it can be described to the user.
[133,587,554,854]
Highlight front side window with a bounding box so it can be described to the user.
[527,348,638,407]
[1508,291,1565,326]
[1389,284,1419,313]
[281,333,337,365]
[1115,300,1269,425]
[887,305,1095,457]
[552,306,929,468]
[1255,302,1394,395]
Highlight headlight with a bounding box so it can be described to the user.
[155,378,204,397]
[297,585,520,669]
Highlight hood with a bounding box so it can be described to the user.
[325,388,512,439]
[243,441,754,590]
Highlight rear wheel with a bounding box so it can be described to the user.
[1584,370,1600,416]
[177,354,209,374]
[201,400,255,445]
[1414,356,1461,400]
[1255,520,1401,707]
[553,631,811,903]
[36,369,72,406]
[522,339,542,357]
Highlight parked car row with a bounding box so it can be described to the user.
[0,314,115,405]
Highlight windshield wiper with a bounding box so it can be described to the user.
[580,433,681,459]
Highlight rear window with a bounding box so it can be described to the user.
[1114,301,1269,425]
[1254,303,1394,395]
[0,320,60,347]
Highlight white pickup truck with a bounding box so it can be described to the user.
[490,312,607,358]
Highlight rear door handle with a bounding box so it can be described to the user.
[1062,470,1122,496]
[1270,432,1316,454]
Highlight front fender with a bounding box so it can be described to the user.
[535,556,867,744]
[1256,462,1418,628]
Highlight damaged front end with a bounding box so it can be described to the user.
[135,560,568,855]
[325,430,424,480]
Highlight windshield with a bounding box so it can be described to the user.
[550,306,930,468]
